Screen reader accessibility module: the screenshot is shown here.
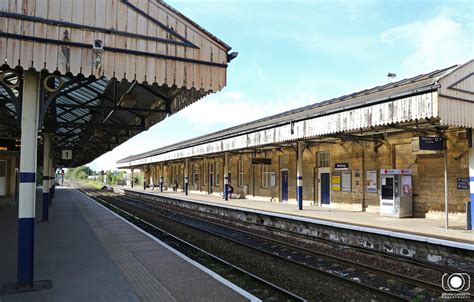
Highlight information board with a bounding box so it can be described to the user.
[419,136,443,151]
[341,171,352,192]
[366,170,377,193]
[331,172,341,191]
[457,178,470,190]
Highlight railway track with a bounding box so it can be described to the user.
[128,189,459,275]
[74,184,306,302]
[77,184,446,301]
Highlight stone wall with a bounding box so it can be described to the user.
[150,130,471,218]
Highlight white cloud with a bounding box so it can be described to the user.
[88,136,159,171]
[380,11,473,75]
[179,90,316,129]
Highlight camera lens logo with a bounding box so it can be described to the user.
[442,273,470,292]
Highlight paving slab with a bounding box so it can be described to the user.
[0,187,254,302]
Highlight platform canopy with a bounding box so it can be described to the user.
[0,0,234,167]
[117,60,474,168]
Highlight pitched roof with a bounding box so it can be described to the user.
[117,63,460,164]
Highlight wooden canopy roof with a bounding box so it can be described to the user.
[0,0,235,167]
[0,0,230,90]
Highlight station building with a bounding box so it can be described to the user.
[118,60,474,223]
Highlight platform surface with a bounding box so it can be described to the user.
[0,187,252,302]
[119,186,474,246]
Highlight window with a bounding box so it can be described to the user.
[215,162,220,186]
[209,162,214,186]
[193,164,199,184]
[261,165,270,188]
[204,163,208,185]
[238,159,244,187]
[190,164,194,185]
[318,152,330,167]
[175,166,179,184]
[279,155,289,169]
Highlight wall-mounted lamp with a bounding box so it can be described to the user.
[227,52,239,63]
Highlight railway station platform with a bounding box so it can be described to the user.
[117,186,474,246]
[0,187,254,302]
[115,186,474,271]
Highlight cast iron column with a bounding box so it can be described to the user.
[297,141,303,210]
[17,71,40,286]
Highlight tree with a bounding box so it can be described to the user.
[66,165,94,180]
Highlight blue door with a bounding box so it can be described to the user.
[281,171,288,202]
[321,173,330,205]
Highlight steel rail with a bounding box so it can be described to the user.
[75,185,306,302]
[98,191,412,301]
[125,195,445,293]
[125,188,465,274]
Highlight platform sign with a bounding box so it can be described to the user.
[419,136,444,151]
[251,158,272,165]
[62,149,72,160]
[457,178,470,190]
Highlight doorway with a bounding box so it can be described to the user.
[209,162,214,194]
[0,160,6,196]
[318,168,331,205]
[281,170,288,202]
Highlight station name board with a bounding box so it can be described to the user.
[0,138,20,151]
[334,163,349,170]
[251,158,272,165]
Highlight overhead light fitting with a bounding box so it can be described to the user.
[227,52,239,63]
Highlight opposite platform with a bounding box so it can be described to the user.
[118,186,474,248]
[0,187,254,302]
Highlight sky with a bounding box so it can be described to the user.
[89,0,473,171]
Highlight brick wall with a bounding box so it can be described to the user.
[148,130,470,218]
